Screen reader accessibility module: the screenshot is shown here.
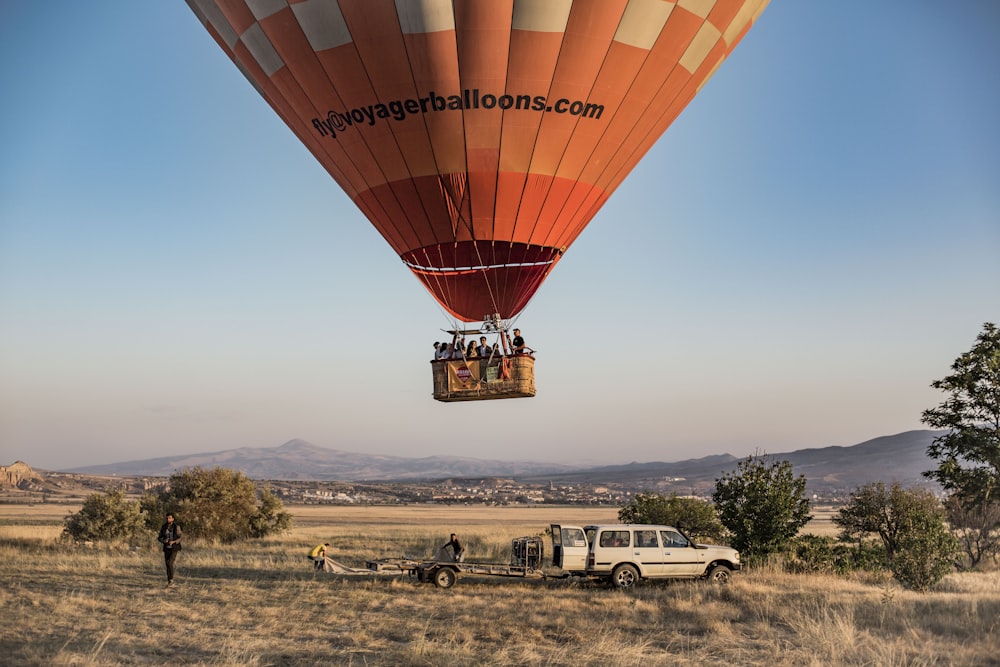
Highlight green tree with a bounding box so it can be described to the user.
[834,482,958,591]
[63,488,147,542]
[143,467,292,543]
[711,453,811,563]
[922,322,1000,504]
[618,492,725,542]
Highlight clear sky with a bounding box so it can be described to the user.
[2,2,998,472]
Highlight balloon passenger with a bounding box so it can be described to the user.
[511,329,526,354]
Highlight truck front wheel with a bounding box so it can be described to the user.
[706,565,732,584]
[611,564,639,589]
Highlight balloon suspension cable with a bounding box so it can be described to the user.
[433,217,518,364]
[436,181,504,324]
[466,229,504,326]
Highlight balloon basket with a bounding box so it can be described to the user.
[431,355,536,402]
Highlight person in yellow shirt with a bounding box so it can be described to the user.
[309,542,331,571]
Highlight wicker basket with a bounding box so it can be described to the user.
[431,355,536,402]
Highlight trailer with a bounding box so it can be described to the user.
[366,535,548,589]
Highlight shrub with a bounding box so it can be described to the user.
[141,467,292,543]
[835,482,959,591]
[63,488,147,543]
[784,534,885,575]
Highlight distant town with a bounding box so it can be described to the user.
[3,464,853,506]
[3,467,647,506]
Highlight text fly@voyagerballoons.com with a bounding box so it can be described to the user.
[311,89,606,139]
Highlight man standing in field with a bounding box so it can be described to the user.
[157,513,182,587]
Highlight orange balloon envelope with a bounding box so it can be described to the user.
[188,0,768,322]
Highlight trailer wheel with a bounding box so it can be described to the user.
[611,564,639,589]
[433,567,457,589]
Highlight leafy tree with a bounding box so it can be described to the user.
[834,482,958,591]
[618,492,725,542]
[63,488,147,542]
[944,494,1000,570]
[712,453,811,563]
[143,467,292,543]
[922,322,1000,504]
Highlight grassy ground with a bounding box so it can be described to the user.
[1,504,996,666]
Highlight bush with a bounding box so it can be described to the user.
[141,467,292,543]
[891,511,960,591]
[63,488,147,543]
[783,535,885,575]
[835,482,959,591]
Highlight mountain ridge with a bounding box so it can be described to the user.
[60,430,944,494]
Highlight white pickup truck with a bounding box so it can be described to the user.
[551,523,741,588]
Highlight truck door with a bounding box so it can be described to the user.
[660,529,706,575]
[550,524,588,573]
[631,529,663,576]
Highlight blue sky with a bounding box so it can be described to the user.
[1,2,998,471]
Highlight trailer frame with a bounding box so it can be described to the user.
[366,557,547,588]
[365,535,549,588]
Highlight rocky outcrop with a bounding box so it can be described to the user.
[1,461,43,489]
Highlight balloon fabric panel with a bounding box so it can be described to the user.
[186,0,770,322]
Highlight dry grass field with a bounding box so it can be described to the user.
[1,503,997,666]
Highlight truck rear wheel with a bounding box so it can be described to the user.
[433,566,457,589]
[611,564,639,589]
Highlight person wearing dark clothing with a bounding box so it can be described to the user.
[443,533,465,562]
[511,329,525,354]
[157,513,183,587]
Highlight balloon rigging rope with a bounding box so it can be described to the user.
[433,172,504,324]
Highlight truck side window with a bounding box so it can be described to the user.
[565,528,586,547]
[635,530,658,548]
[660,530,688,548]
[600,530,630,547]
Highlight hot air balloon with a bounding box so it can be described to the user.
[187,0,769,400]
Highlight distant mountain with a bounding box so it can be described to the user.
[67,439,581,481]
[520,430,944,495]
[63,431,945,494]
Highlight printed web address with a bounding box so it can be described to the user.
[312,89,605,139]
